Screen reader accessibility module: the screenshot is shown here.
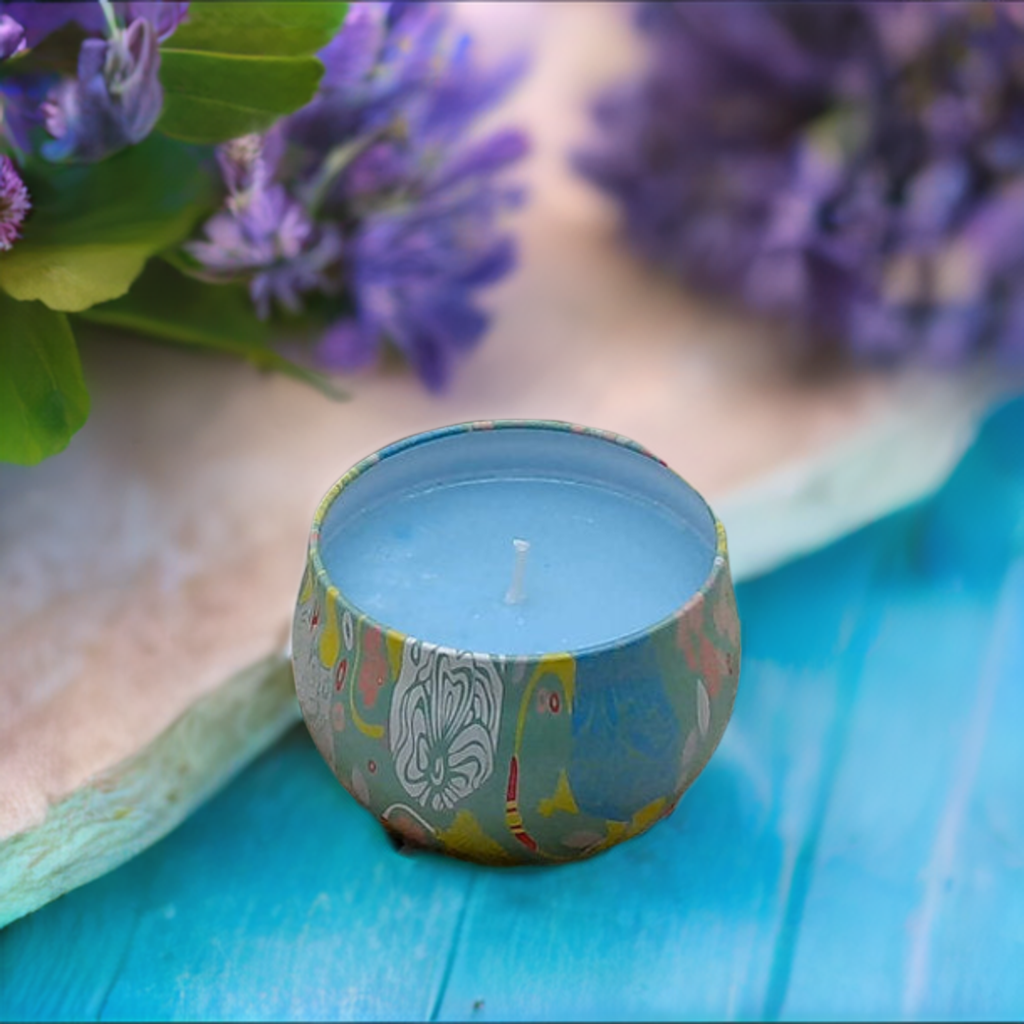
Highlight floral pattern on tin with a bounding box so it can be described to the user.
[294,420,742,864]
[676,572,738,703]
[389,643,503,812]
[292,593,335,769]
[357,626,389,709]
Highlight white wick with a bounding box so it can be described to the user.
[504,538,531,605]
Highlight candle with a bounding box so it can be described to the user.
[292,421,741,865]
[318,437,717,654]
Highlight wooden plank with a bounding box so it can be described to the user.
[1,730,473,1022]
[0,889,141,1022]
[777,400,1024,1021]
[914,574,1024,1021]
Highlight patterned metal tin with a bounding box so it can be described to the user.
[291,420,741,865]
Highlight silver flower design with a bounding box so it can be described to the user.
[389,643,503,812]
[292,599,335,769]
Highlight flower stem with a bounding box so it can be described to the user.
[0,101,26,163]
[98,0,121,39]
[301,136,375,217]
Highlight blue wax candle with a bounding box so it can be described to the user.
[319,425,718,655]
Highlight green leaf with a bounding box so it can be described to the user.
[158,53,325,144]
[168,2,349,56]
[0,292,90,465]
[78,259,346,400]
[158,2,347,144]
[0,135,215,312]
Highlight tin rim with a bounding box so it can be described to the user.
[305,419,732,661]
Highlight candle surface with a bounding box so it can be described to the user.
[319,428,717,655]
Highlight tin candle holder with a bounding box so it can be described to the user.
[292,421,741,864]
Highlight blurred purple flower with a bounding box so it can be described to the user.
[123,3,189,43]
[215,133,269,197]
[42,16,163,162]
[187,133,342,317]
[0,3,187,162]
[0,3,105,49]
[0,3,187,48]
[578,1,1024,366]
[187,171,343,319]
[189,1,529,390]
[334,184,520,389]
[0,74,50,152]
[0,12,25,59]
[0,153,30,250]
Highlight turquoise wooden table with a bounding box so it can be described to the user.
[2,398,1023,1022]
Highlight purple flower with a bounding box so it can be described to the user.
[216,133,270,197]
[123,3,189,44]
[0,3,187,162]
[316,318,377,372]
[187,184,343,320]
[0,154,30,251]
[0,2,187,48]
[0,73,50,152]
[42,16,163,162]
[0,12,25,60]
[325,176,521,389]
[0,3,106,49]
[188,1,529,390]
[186,133,343,318]
[578,2,1024,366]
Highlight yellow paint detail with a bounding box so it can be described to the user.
[593,797,669,854]
[385,631,405,678]
[715,518,729,557]
[632,797,667,833]
[600,820,629,851]
[318,601,340,667]
[438,810,516,865]
[538,770,579,818]
[299,566,314,604]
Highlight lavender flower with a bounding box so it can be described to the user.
[42,16,163,163]
[0,12,25,60]
[0,3,104,49]
[187,1,528,390]
[0,75,49,153]
[216,134,269,198]
[578,2,1024,366]
[187,136,343,319]
[123,3,189,44]
[337,184,519,388]
[0,3,186,49]
[0,154,30,251]
[0,3,187,162]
